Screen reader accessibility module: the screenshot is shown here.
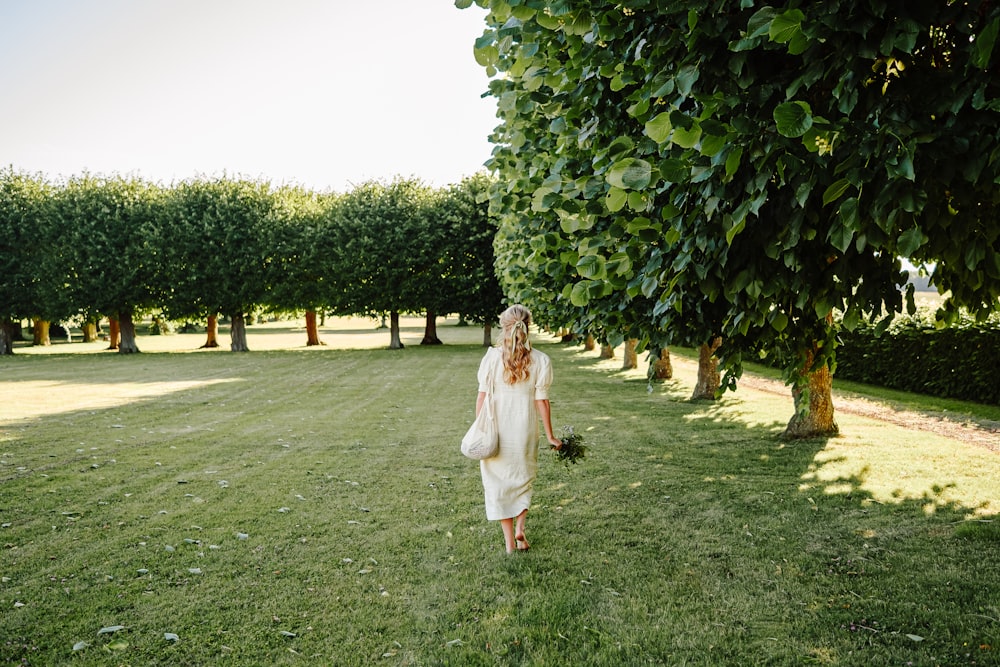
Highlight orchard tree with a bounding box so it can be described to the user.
[263,185,329,346]
[0,168,64,354]
[329,178,435,350]
[467,0,1000,436]
[435,173,506,346]
[158,177,278,352]
[49,173,162,354]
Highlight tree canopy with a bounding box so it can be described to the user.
[465,0,1000,434]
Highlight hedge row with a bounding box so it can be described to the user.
[835,311,1000,405]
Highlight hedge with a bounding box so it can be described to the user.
[835,311,1000,405]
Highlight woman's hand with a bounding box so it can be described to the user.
[548,435,562,450]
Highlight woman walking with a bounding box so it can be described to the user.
[475,304,561,553]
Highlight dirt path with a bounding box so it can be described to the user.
[671,356,1000,453]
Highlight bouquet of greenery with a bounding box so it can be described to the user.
[552,425,587,466]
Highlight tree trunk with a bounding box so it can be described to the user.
[583,334,596,351]
[599,342,615,359]
[421,311,442,345]
[388,311,404,350]
[117,311,141,354]
[651,347,672,380]
[691,337,722,400]
[32,319,51,346]
[784,345,839,438]
[305,310,324,346]
[0,319,15,355]
[107,317,120,350]
[482,322,493,347]
[621,338,638,370]
[230,312,250,352]
[202,314,220,348]
[81,320,98,343]
[560,329,576,343]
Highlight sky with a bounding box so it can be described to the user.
[0,0,497,192]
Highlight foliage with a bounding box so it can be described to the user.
[1,339,998,665]
[262,185,329,314]
[48,173,163,341]
[434,173,506,325]
[0,168,63,324]
[158,177,281,320]
[836,309,1000,404]
[553,424,587,465]
[467,0,1000,398]
[327,177,437,318]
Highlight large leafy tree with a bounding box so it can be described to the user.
[435,173,506,346]
[158,177,278,352]
[49,173,163,353]
[328,178,437,349]
[467,0,1000,436]
[263,185,329,346]
[0,168,64,354]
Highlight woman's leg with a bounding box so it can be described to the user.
[500,517,516,553]
[514,509,529,550]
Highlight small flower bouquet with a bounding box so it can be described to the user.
[552,425,587,466]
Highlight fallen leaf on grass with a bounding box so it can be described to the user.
[906,634,924,642]
[97,625,126,635]
[280,631,297,638]
[72,641,89,651]
[164,633,180,642]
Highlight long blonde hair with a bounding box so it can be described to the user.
[499,304,533,384]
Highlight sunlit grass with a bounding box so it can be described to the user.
[1,325,998,666]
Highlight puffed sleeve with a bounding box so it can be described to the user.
[533,351,553,400]
[477,348,497,392]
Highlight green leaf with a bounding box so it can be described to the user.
[822,179,851,205]
[972,18,1000,68]
[607,158,653,190]
[770,311,789,332]
[605,187,628,212]
[725,147,743,178]
[671,125,702,149]
[644,112,673,144]
[569,281,590,306]
[774,101,813,137]
[769,9,805,45]
[747,7,778,40]
[726,217,746,245]
[897,227,926,256]
[827,220,854,254]
[454,0,473,8]
[576,254,607,280]
[660,158,690,183]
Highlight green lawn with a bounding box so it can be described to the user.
[2,319,998,665]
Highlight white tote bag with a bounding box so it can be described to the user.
[461,355,499,460]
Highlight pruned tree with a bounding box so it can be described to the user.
[328,178,435,350]
[49,173,162,354]
[0,168,61,354]
[158,177,277,352]
[435,173,506,346]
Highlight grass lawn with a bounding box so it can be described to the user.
[2,317,998,666]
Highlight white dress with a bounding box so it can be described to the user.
[476,346,553,520]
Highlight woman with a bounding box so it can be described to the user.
[475,304,561,554]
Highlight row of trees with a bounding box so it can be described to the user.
[464,0,1000,436]
[0,170,503,353]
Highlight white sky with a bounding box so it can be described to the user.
[0,0,497,192]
